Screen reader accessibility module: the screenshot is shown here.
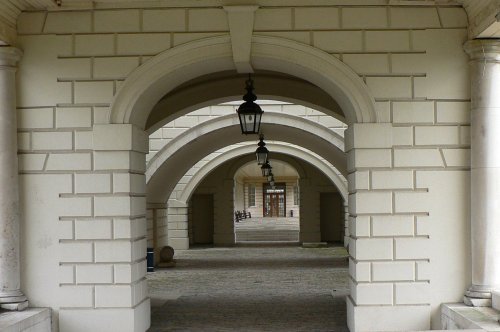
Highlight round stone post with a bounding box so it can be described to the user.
[464,40,500,306]
[0,47,28,310]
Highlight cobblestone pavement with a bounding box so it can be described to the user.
[147,245,349,331]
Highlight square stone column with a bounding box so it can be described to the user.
[59,124,150,331]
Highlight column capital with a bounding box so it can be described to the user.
[0,47,22,67]
[464,39,500,61]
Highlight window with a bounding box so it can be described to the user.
[293,185,299,205]
[248,184,256,207]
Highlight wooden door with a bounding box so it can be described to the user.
[192,194,214,244]
[263,184,286,217]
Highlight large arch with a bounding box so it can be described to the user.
[110,35,377,128]
[145,72,343,133]
[174,142,347,205]
[146,114,346,204]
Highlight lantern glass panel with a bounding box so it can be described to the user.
[256,151,267,165]
[261,162,272,177]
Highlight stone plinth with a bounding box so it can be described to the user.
[0,308,50,332]
[442,303,499,331]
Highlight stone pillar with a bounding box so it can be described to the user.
[0,47,28,310]
[464,39,500,306]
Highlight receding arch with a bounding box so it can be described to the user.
[147,112,345,178]
[110,35,377,128]
[146,113,346,203]
[176,142,347,204]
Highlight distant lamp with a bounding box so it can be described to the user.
[237,75,263,135]
[267,171,274,182]
[261,161,272,177]
[256,135,269,165]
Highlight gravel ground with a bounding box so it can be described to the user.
[147,245,349,332]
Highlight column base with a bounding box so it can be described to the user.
[0,300,28,311]
[0,292,29,311]
[464,288,492,307]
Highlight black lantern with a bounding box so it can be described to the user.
[269,175,275,188]
[256,134,269,165]
[261,161,272,177]
[267,171,274,182]
[237,75,263,135]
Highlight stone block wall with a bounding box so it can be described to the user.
[347,123,469,331]
[15,3,470,331]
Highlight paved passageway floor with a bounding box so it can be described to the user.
[147,245,349,331]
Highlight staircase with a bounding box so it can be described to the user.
[235,217,300,242]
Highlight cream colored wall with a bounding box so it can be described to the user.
[14,3,470,332]
[245,182,263,217]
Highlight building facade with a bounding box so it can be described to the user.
[0,0,499,331]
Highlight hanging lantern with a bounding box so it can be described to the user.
[236,75,263,135]
[267,171,274,182]
[256,134,269,165]
[261,161,272,177]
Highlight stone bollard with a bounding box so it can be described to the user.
[158,246,176,268]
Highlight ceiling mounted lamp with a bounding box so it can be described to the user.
[237,74,263,135]
[267,171,274,182]
[261,161,272,177]
[256,134,269,165]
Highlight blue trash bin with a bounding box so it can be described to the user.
[147,247,154,272]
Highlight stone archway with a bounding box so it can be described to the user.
[103,34,382,332]
[177,143,347,204]
[146,113,346,204]
[151,142,348,249]
[110,35,377,128]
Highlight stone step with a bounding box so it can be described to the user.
[235,230,299,242]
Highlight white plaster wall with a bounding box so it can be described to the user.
[14,3,470,332]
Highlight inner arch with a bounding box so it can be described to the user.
[145,71,343,133]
